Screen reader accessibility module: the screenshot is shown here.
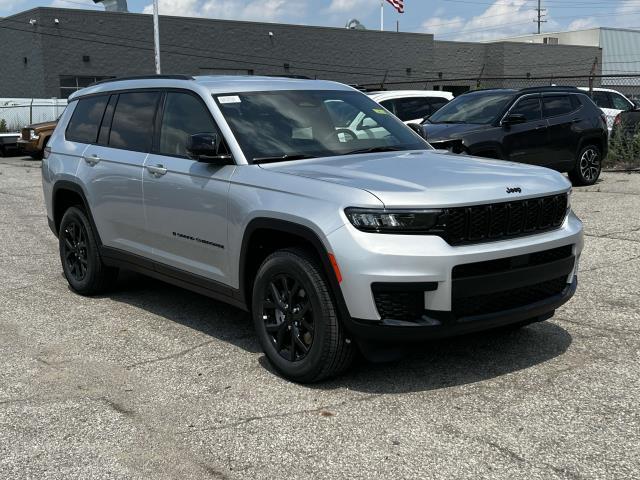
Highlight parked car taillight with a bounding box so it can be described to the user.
[613,113,622,126]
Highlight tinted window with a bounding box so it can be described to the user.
[394,97,433,121]
[109,92,160,152]
[65,95,109,143]
[542,95,574,117]
[510,96,542,122]
[379,99,397,116]
[159,92,218,157]
[611,93,633,110]
[429,91,514,125]
[591,91,612,109]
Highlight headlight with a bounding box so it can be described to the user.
[345,208,444,233]
[29,129,39,140]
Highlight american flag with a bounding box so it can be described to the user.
[386,0,404,13]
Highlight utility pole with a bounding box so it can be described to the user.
[380,0,384,31]
[534,0,547,34]
[153,0,161,74]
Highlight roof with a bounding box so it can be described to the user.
[69,75,353,100]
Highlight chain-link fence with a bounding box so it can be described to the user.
[0,99,67,133]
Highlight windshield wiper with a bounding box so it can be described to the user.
[438,120,468,124]
[253,154,317,164]
[340,146,405,156]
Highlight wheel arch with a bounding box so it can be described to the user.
[239,218,349,320]
[52,180,101,244]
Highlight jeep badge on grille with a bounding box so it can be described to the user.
[506,187,522,194]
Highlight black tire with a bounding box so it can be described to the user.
[568,144,602,186]
[252,248,354,383]
[59,206,118,295]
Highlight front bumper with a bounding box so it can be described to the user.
[17,139,38,153]
[327,211,583,338]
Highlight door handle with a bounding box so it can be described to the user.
[147,164,168,177]
[83,154,101,166]
[535,125,547,130]
[571,117,581,123]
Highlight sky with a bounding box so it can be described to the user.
[2,0,640,41]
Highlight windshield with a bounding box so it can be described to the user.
[428,91,514,125]
[214,90,428,163]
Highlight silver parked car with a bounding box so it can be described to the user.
[42,75,583,382]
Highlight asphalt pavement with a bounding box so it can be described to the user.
[1,155,639,479]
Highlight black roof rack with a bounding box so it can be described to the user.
[518,86,579,93]
[263,74,312,80]
[91,75,194,86]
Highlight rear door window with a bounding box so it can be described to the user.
[542,95,575,117]
[393,97,433,121]
[65,95,109,143]
[108,91,160,152]
[591,91,613,109]
[510,96,542,122]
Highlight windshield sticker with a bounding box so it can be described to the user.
[218,95,241,104]
[373,108,387,114]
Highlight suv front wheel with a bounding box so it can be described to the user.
[569,144,602,186]
[59,206,118,295]
[252,248,354,383]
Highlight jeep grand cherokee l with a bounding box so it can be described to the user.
[42,75,583,382]
[422,87,608,186]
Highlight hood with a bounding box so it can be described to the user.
[423,122,490,142]
[261,150,570,208]
[25,120,57,131]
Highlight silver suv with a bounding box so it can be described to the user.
[42,75,583,382]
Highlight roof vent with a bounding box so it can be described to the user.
[93,0,129,12]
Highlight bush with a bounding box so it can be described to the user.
[0,119,7,133]
[606,125,640,169]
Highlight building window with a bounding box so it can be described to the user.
[59,76,115,99]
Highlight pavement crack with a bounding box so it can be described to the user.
[181,394,380,434]
[125,340,216,369]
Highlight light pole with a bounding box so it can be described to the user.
[153,0,161,74]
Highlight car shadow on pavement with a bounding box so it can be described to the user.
[104,271,261,354]
[106,271,572,393]
[313,322,572,394]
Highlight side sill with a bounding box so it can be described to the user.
[100,246,248,311]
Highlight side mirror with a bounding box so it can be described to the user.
[407,122,427,140]
[633,99,640,110]
[358,117,378,130]
[187,133,233,164]
[502,113,527,126]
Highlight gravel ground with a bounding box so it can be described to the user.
[1,156,639,479]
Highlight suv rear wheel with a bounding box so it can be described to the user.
[569,144,601,186]
[252,248,354,383]
[59,206,118,295]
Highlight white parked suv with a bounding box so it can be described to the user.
[42,75,583,382]
[578,87,635,135]
[368,90,453,124]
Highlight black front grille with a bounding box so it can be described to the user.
[452,276,568,318]
[452,245,573,279]
[443,194,568,245]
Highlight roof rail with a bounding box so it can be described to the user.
[263,74,312,80]
[91,75,194,86]
[518,86,579,93]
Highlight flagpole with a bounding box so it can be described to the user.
[380,0,384,31]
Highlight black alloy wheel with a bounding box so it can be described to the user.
[252,248,354,383]
[61,219,89,282]
[569,144,602,186]
[260,274,315,362]
[58,206,118,295]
